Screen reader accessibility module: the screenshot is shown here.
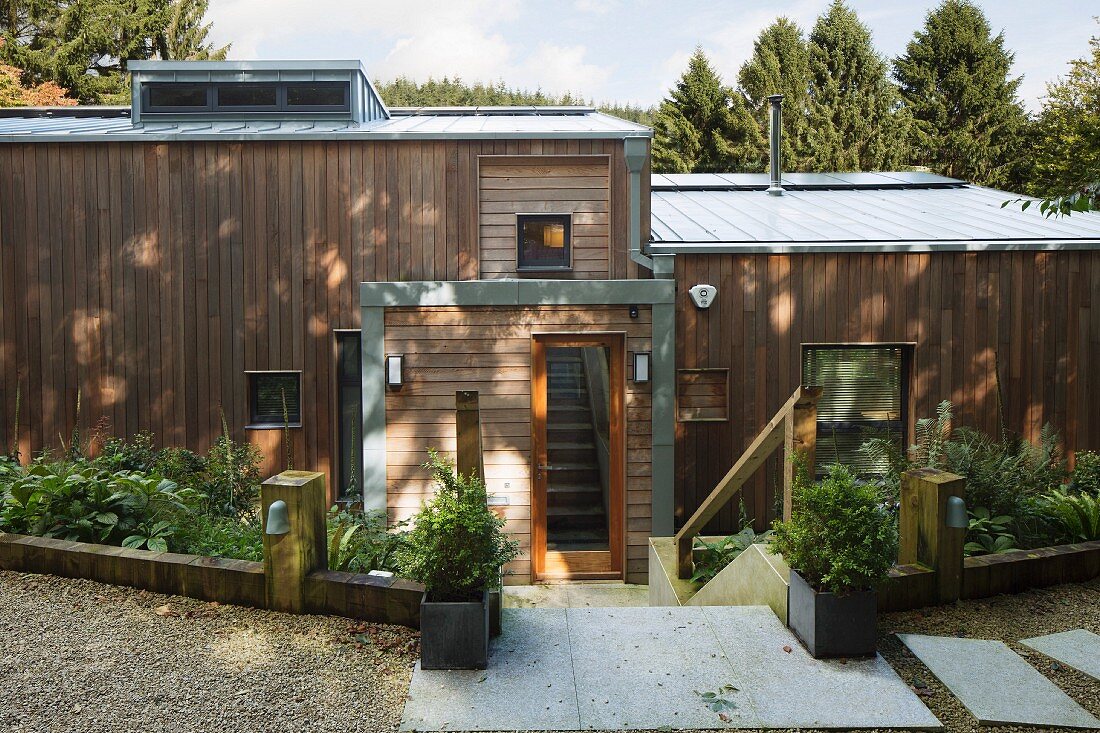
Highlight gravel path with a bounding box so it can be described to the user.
[3,570,1098,732]
[0,570,419,733]
[876,577,1100,733]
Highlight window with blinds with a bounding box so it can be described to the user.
[247,372,302,427]
[801,346,907,476]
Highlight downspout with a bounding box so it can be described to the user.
[624,136,674,278]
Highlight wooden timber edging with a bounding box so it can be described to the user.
[0,532,424,628]
[880,540,1100,612]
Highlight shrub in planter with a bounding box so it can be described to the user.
[770,462,897,658]
[398,451,519,669]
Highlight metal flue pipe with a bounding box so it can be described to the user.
[767,94,784,196]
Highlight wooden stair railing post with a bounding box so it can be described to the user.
[782,389,819,522]
[673,386,822,579]
[899,468,966,603]
[260,470,327,613]
[456,390,484,481]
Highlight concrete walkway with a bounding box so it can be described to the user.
[402,606,941,731]
[503,583,648,609]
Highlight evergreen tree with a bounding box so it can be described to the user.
[806,0,908,171]
[1025,21,1100,210]
[652,47,762,173]
[373,76,655,125]
[738,17,812,171]
[1,0,227,104]
[894,0,1026,187]
[157,0,229,61]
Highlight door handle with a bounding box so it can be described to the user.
[538,465,567,471]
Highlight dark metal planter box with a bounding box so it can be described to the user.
[420,590,489,669]
[488,587,502,638]
[788,570,877,659]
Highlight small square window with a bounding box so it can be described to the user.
[801,345,910,476]
[247,372,302,428]
[517,214,571,270]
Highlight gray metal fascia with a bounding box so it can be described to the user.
[646,239,1100,254]
[649,299,677,537]
[0,129,652,143]
[360,306,388,512]
[360,279,674,307]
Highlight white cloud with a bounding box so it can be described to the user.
[517,43,611,96]
[572,0,617,15]
[205,0,612,96]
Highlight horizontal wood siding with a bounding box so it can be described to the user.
[676,251,1100,535]
[382,305,653,584]
[0,139,644,484]
[478,155,610,279]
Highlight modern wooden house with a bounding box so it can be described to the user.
[2,60,1100,585]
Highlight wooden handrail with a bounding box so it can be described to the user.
[674,385,821,579]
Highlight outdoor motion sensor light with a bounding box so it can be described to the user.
[386,354,403,388]
[265,500,290,535]
[633,352,651,383]
[945,495,968,529]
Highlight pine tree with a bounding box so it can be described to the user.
[1026,22,1100,208]
[157,0,230,61]
[652,47,762,173]
[1,0,227,104]
[806,0,908,171]
[894,0,1026,187]
[738,17,812,171]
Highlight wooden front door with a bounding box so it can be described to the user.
[531,333,625,580]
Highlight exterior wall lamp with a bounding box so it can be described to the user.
[386,354,403,388]
[265,499,290,535]
[632,351,651,383]
[945,495,968,529]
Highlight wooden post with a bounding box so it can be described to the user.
[898,468,966,604]
[456,390,484,480]
[782,389,819,522]
[261,470,328,613]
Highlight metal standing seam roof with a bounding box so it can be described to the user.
[0,107,651,142]
[649,174,1100,252]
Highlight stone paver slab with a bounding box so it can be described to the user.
[403,606,944,731]
[567,606,758,729]
[707,606,941,730]
[1020,629,1100,681]
[899,633,1100,729]
[401,608,579,731]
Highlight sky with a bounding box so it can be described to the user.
[204,0,1098,113]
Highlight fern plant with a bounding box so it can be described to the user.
[1038,489,1100,543]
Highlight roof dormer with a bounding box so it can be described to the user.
[127,60,389,125]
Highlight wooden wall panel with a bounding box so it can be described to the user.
[676,252,1100,536]
[382,305,653,584]
[0,138,644,487]
[477,155,611,279]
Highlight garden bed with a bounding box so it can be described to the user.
[0,532,424,627]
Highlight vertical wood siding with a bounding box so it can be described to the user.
[0,139,644,481]
[478,155,610,278]
[382,305,653,584]
[676,251,1100,535]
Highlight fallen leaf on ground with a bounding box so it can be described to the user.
[154,604,176,617]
